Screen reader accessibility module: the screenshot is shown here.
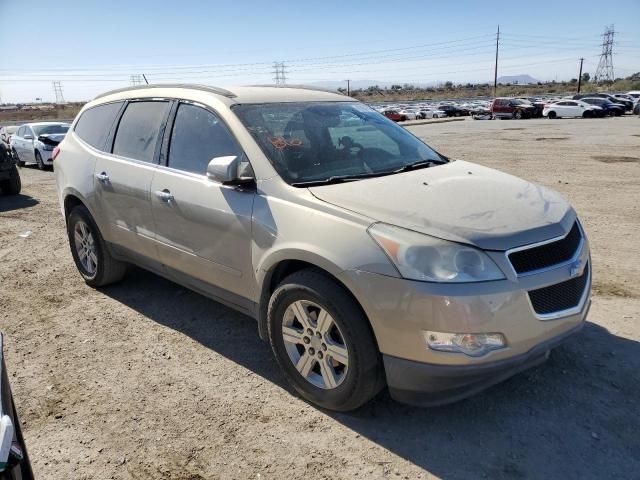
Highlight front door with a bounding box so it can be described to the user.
[94,100,171,260]
[150,102,255,302]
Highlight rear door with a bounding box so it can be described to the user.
[150,101,256,302]
[22,126,36,162]
[94,99,171,260]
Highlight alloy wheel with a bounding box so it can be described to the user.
[74,221,98,276]
[281,300,349,389]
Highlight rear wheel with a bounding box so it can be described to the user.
[582,110,593,119]
[67,205,127,287]
[268,269,383,411]
[513,110,523,120]
[548,111,557,119]
[0,165,21,195]
[13,149,24,167]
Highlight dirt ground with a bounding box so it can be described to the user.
[1,115,639,480]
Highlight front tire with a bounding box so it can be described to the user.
[513,110,523,120]
[67,205,127,287]
[35,151,45,170]
[548,111,557,119]
[268,269,383,411]
[0,165,21,195]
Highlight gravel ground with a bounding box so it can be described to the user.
[1,115,639,479]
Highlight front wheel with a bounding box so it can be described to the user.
[582,110,593,119]
[268,269,383,411]
[0,165,21,195]
[513,110,523,120]
[548,111,557,119]
[35,151,45,170]
[67,205,127,287]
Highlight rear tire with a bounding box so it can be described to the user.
[67,205,127,287]
[548,111,557,119]
[582,110,593,119]
[513,110,523,120]
[13,149,24,167]
[0,165,21,195]
[268,269,383,411]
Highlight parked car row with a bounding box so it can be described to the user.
[372,90,639,123]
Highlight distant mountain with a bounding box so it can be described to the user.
[496,74,539,85]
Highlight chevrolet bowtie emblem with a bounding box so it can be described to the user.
[570,259,584,278]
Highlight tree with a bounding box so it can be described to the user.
[569,78,578,84]
[390,84,402,90]
[581,72,590,83]
[444,81,453,89]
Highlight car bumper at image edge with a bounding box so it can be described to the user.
[384,302,590,407]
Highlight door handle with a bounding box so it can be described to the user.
[95,172,109,183]
[154,189,174,202]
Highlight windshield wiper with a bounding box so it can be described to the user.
[389,159,446,174]
[291,172,384,187]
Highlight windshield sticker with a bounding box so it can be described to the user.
[268,136,302,149]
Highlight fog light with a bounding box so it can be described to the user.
[425,331,506,357]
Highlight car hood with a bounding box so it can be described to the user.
[37,133,66,145]
[309,160,575,251]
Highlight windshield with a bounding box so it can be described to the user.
[233,102,445,185]
[33,124,69,136]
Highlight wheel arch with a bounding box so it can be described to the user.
[256,254,377,353]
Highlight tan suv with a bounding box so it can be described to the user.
[55,84,591,410]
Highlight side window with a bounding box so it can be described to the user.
[17,127,24,137]
[113,101,170,163]
[168,103,241,175]
[567,102,577,106]
[75,102,123,150]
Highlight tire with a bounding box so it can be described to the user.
[13,149,24,167]
[513,110,523,120]
[548,111,557,119]
[400,116,407,122]
[267,269,383,411]
[582,110,593,119]
[35,151,45,170]
[0,165,21,195]
[454,112,460,117]
[67,205,127,287]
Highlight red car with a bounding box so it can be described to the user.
[382,110,407,122]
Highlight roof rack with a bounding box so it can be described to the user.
[93,84,236,100]
[247,84,345,95]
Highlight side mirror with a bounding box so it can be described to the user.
[24,134,33,140]
[206,155,255,185]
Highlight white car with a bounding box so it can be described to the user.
[0,126,18,146]
[10,122,70,169]
[398,109,418,120]
[419,107,446,119]
[543,100,602,119]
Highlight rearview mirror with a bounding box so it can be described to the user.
[206,155,255,185]
[24,134,33,140]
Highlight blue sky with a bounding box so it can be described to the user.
[1,0,638,102]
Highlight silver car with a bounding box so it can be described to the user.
[10,122,70,170]
[55,85,591,410]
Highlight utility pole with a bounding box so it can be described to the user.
[594,25,615,84]
[577,58,584,93]
[52,81,65,104]
[345,79,350,96]
[142,74,149,85]
[493,25,500,97]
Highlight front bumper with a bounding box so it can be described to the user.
[338,228,591,405]
[383,306,587,406]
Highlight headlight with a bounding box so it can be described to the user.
[41,144,54,151]
[368,223,505,282]
[425,331,506,357]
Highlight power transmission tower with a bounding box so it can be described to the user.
[273,62,287,86]
[130,75,143,86]
[493,25,500,97]
[594,25,615,84]
[52,81,65,104]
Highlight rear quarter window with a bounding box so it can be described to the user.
[112,101,170,163]
[74,102,124,150]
